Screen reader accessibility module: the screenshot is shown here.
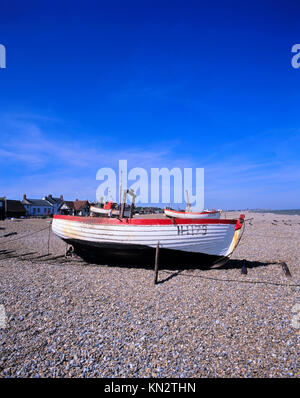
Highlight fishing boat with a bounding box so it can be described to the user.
[164,190,221,219]
[90,206,121,216]
[90,201,120,216]
[90,206,111,215]
[52,214,245,264]
[164,208,221,219]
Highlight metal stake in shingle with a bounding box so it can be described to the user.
[47,220,52,255]
[280,261,292,278]
[241,259,247,275]
[154,241,160,285]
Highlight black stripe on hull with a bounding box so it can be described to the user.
[63,238,227,268]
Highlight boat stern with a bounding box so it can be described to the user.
[224,214,245,257]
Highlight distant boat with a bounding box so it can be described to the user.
[90,201,120,216]
[164,190,221,219]
[90,206,111,215]
[52,214,244,262]
[164,208,221,219]
[90,206,120,216]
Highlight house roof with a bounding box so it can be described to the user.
[73,200,89,211]
[22,199,53,207]
[59,201,75,210]
[44,195,63,205]
[6,200,26,213]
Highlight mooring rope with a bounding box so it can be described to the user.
[160,269,300,288]
[1,217,298,289]
[245,233,300,240]
[47,220,52,255]
[0,225,51,244]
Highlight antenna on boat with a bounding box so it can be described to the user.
[108,188,113,202]
[119,170,123,205]
[119,188,127,219]
[185,190,191,212]
[128,188,136,218]
[119,188,136,219]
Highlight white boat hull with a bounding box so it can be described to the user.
[52,215,243,258]
[164,209,221,219]
[90,206,110,214]
[90,206,120,216]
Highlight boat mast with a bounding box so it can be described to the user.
[128,188,136,218]
[119,188,136,219]
[185,190,191,212]
[119,170,123,205]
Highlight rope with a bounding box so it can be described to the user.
[47,220,52,255]
[244,233,300,240]
[160,269,300,288]
[0,225,51,244]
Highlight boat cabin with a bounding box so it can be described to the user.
[103,202,118,210]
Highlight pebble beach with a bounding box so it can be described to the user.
[0,211,299,378]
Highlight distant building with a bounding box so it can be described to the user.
[5,200,26,218]
[58,199,90,216]
[43,194,64,214]
[0,197,5,220]
[58,200,75,215]
[20,194,91,217]
[73,199,90,216]
[22,194,53,217]
[0,197,26,219]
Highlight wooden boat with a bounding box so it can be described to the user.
[90,206,120,216]
[90,206,111,215]
[90,201,120,216]
[164,208,221,219]
[52,214,245,263]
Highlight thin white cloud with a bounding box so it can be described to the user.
[0,116,172,170]
[1,113,300,208]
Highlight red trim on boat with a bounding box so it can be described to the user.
[54,215,237,225]
[235,214,245,230]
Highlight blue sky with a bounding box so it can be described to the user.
[0,0,300,209]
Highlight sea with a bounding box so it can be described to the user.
[253,209,300,216]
